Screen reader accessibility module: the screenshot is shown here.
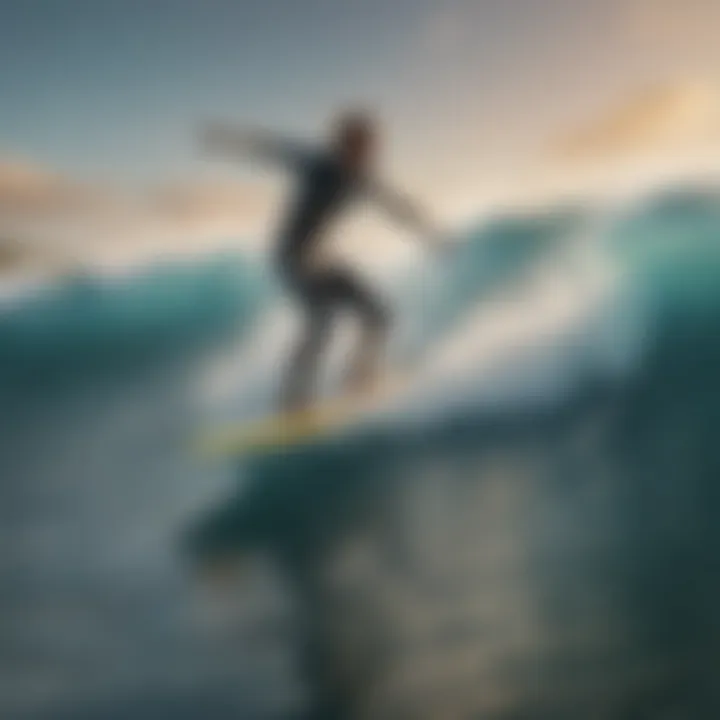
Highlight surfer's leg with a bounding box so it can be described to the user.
[281,266,388,408]
[349,306,389,392]
[281,302,332,412]
[318,268,390,394]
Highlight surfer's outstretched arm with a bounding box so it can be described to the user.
[367,180,447,252]
[199,122,308,169]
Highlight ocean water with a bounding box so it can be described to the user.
[1,185,719,719]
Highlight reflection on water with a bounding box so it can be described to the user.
[188,321,720,719]
[2,322,719,719]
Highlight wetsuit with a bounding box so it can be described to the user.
[211,130,425,409]
[267,141,412,409]
[277,148,389,327]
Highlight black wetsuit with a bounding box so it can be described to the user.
[276,150,387,327]
[274,147,393,408]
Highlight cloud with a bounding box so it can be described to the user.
[0,159,117,218]
[0,158,276,272]
[150,181,272,230]
[497,80,720,207]
[550,80,720,163]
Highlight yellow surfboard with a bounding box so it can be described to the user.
[197,373,407,458]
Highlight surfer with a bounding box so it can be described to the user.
[201,111,442,412]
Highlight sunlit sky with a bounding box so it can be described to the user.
[2,0,720,265]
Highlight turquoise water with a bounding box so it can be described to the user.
[1,186,720,718]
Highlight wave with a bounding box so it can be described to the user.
[182,185,720,719]
[0,252,269,386]
[3,182,720,718]
[185,184,720,562]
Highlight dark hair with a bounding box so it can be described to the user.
[333,110,376,144]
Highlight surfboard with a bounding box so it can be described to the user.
[197,372,407,458]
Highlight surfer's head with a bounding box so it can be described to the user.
[333,110,377,170]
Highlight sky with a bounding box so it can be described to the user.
[2,0,720,268]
